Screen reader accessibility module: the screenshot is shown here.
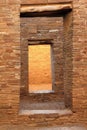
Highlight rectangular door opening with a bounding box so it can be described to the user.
[28,44,53,93]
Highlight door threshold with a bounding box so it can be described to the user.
[19,109,72,116]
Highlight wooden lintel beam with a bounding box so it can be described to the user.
[21,4,72,13]
[28,38,53,41]
[28,39,53,45]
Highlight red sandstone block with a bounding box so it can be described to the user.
[21,0,48,5]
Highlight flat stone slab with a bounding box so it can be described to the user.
[19,109,72,115]
[0,125,86,130]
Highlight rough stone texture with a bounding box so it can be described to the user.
[0,0,20,115]
[0,0,87,129]
[72,0,87,113]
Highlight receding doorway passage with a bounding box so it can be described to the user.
[28,44,53,93]
[20,5,73,115]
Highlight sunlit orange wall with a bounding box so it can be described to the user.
[28,45,52,90]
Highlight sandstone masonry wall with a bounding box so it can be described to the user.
[0,0,87,127]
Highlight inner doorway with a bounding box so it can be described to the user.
[28,44,53,93]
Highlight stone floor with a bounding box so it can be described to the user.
[20,101,65,110]
[0,125,86,130]
[20,95,72,115]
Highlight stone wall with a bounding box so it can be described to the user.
[0,0,20,123]
[72,0,87,114]
[63,11,73,108]
[0,0,87,127]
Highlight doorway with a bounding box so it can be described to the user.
[20,7,73,114]
[28,44,53,93]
